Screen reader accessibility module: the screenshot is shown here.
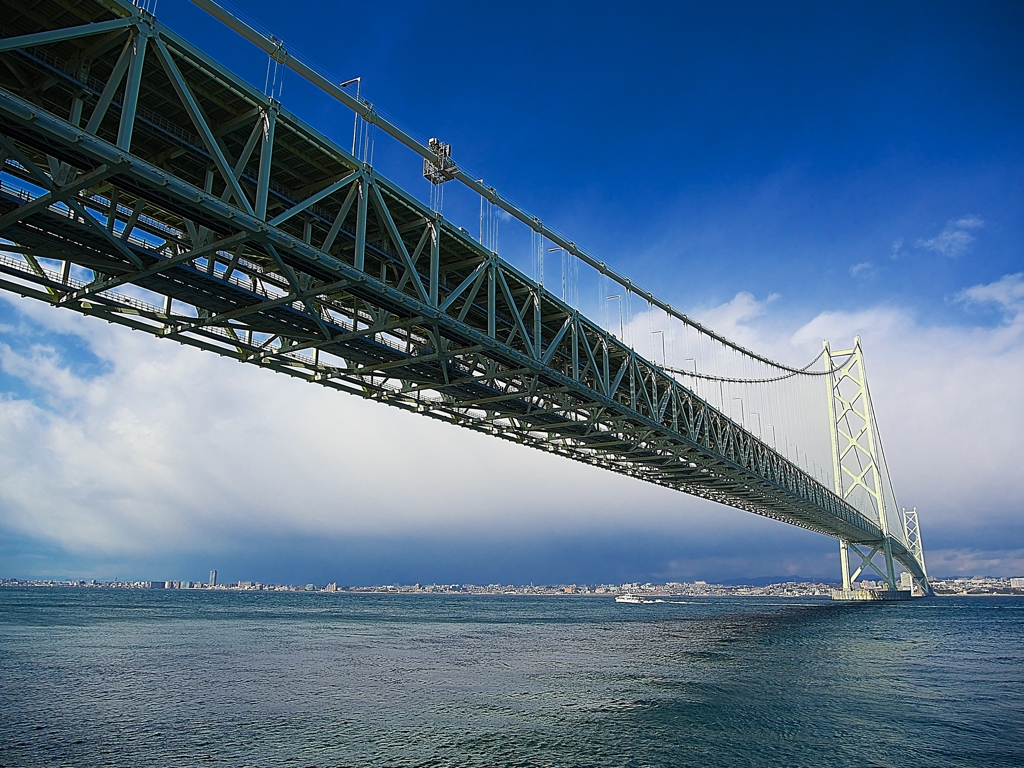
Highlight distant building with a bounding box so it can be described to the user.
[209,569,217,587]
[899,572,913,591]
[1011,578,1024,589]
[149,581,166,589]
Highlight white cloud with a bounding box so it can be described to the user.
[691,290,778,341]
[667,278,1024,568]
[849,261,873,277]
[616,291,780,365]
[0,294,722,561]
[789,278,1024,548]
[955,272,1024,317]
[915,214,985,257]
[2,273,1023,577]
[954,214,985,230]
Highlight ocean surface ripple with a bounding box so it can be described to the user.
[1,589,1021,767]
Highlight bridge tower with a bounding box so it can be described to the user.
[901,506,929,594]
[824,337,900,593]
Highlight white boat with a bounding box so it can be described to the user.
[615,593,645,603]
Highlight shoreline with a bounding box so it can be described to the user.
[3,580,1022,599]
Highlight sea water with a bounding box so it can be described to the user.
[1,588,1021,767]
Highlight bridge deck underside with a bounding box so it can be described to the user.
[0,0,925,580]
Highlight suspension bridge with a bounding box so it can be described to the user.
[0,0,929,597]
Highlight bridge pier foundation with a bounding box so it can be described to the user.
[831,588,913,602]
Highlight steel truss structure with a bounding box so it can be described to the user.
[0,0,927,587]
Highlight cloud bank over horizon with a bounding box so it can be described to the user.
[2,267,1021,584]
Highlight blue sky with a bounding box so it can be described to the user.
[151,0,1024,322]
[1,0,1023,585]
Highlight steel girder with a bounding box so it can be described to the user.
[0,0,925,582]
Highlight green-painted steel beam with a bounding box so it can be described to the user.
[0,17,136,54]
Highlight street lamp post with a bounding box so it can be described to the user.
[750,411,763,440]
[549,247,569,304]
[606,294,623,339]
[651,329,666,366]
[732,396,745,425]
[340,77,361,156]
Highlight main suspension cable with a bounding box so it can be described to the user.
[662,347,853,384]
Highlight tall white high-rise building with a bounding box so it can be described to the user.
[209,569,217,587]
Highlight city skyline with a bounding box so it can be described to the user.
[3,574,1021,598]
